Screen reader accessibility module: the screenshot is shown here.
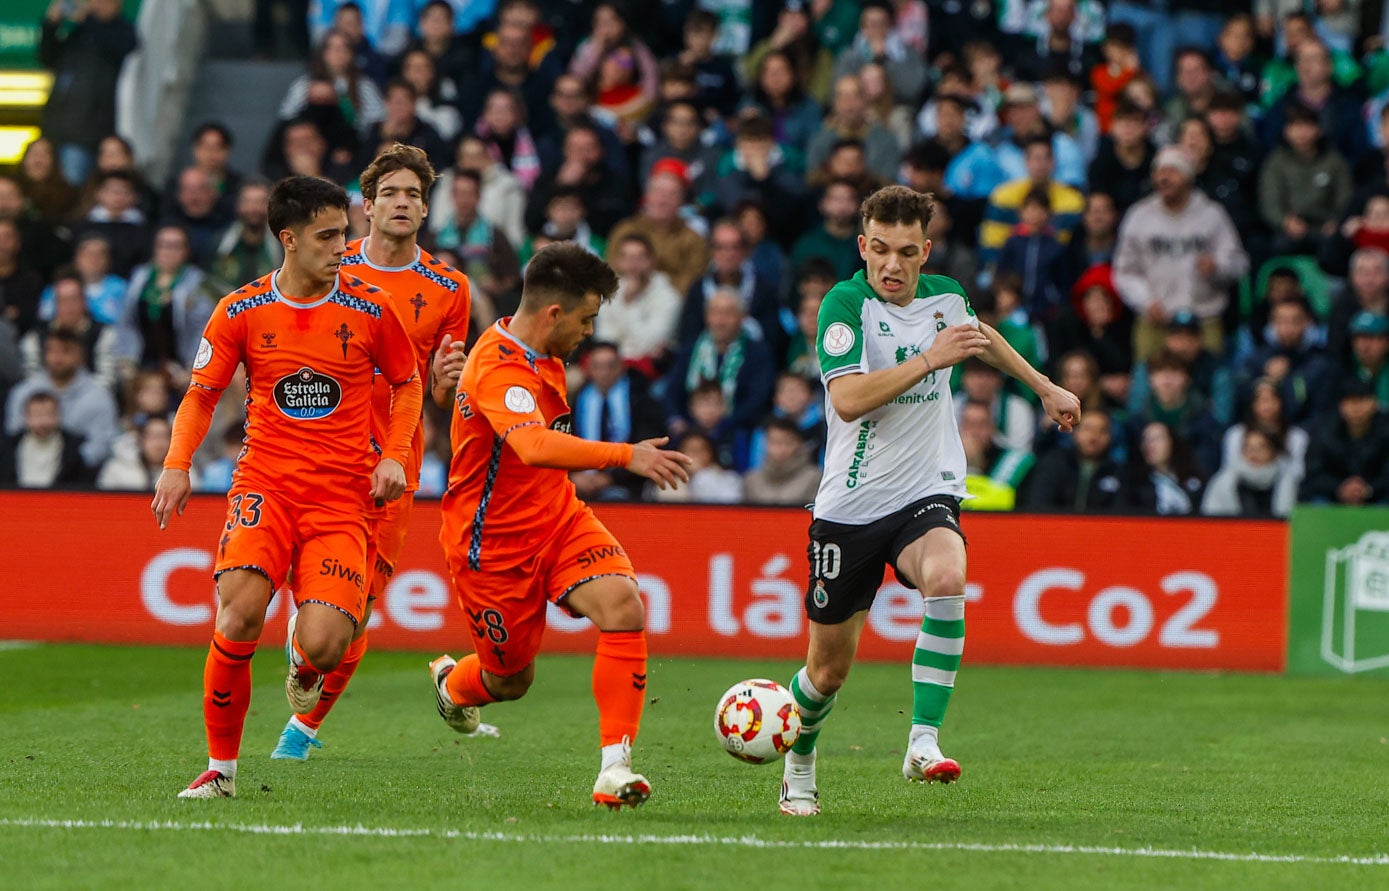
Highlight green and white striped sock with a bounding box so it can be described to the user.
[912,595,965,729]
[789,667,835,756]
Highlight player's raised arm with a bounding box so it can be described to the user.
[825,323,988,422]
[976,320,1082,432]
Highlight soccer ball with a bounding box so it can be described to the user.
[713,679,802,764]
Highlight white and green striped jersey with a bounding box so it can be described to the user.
[813,270,978,525]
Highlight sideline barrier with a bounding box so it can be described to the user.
[1287,505,1389,677]
[0,493,1287,671]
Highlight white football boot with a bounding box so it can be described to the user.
[779,749,820,816]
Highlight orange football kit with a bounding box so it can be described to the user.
[438,320,648,749]
[164,271,420,761]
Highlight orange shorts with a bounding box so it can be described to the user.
[365,491,414,599]
[214,485,369,624]
[446,503,636,676]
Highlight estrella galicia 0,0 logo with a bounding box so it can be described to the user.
[273,367,342,420]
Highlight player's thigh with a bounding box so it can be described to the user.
[548,507,640,631]
[215,487,294,591]
[293,505,370,635]
[447,554,547,679]
[894,529,968,600]
[367,492,413,600]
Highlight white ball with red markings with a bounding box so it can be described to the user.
[713,679,802,764]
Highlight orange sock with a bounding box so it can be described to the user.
[444,653,498,707]
[203,631,258,761]
[592,631,647,747]
[299,633,367,729]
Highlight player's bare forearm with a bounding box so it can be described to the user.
[978,321,1050,393]
[825,359,934,422]
[430,372,455,410]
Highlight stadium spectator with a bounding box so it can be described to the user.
[1236,296,1333,426]
[675,9,739,120]
[194,424,245,494]
[260,116,357,185]
[979,137,1085,285]
[1129,311,1235,427]
[1258,101,1352,257]
[37,235,128,328]
[536,74,626,176]
[1261,38,1366,163]
[1205,422,1300,514]
[1213,17,1260,103]
[947,83,1087,203]
[784,261,835,380]
[676,219,782,356]
[568,3,660,122]
[666,288,776,439]
[429,135,526,250]
[113,226,217,387]
[747,371,828,467]
[959,397,1035,511]
[1020,408,1126,511]
[733,201,786,294]
[606,169,709,296]
[972,277,1044,399]
[1127,349,1224,477]
[993,188,1071,323]
[859,61,913,151]
[1034,348,1122,454]
[428,169,517,325]
[743,0,835,105]
[742,417,822,506]
[119,368,172,429]
[97,416,188,491]
[1041,68,1100,163]
[524,186,605,262]
[210,180,281,291]
[569,341,666,501]
[0,219,44,335]
[921,198,979,287]
[525,122,632,238]
[161,167,233,270]
[80,134,160,221]
[396,49,461,142]
[1127,420,1206,515]
[1091,23,1142,133]
[1325,247,1389,359]
[1113,146,1248,361]
[594,233,682,376]
[743,50,823,159]
[1341,311,1389,409]
[5,328,118,467]
[17,136,79,224]
[1087,102,1155,216]
[1179,116,1263,258]
[1222,372,1308,471]
[1164,47,1219,129]
[0,174,67,286]
[463,20,562,137]
[1299,376,1389,505]
[21,273,117,390]
[317,1,395,82]
[1063,192,1120,276]
[360,81,451,173]
[399,0,472,99]
[916,87,978,164]
[1051,267,1132,400]
[75,171,151,279]
[1011,0,1103,84]
[955,357,1036,453]
[638,99,719,194]
[180,123,243,220]
[38,0,138,186]
[1205,88,1264,206]
[806,74,901,183]
[0,391,91,488]
[279,30,385,135]
[831,2,927,105]
[790,180,862,283]
[648,430,743,503]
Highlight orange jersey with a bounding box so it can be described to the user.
[191,271,417,506]
[441,320,632,572]
[343,238,471,491]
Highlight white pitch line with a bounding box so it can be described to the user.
[1,818,1386,866]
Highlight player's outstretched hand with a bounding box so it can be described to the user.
[151,469,191,530]
[628,437,694,491]
[925,324,990,371]
[1040,383,1083,432]
[371,457,407,505]
[432,334,467,392]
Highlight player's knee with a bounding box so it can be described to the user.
[807,661,850,697]
[299,635,348,673]
[918,565,966,600]
[586,584,644,632]
[214,608,265,642]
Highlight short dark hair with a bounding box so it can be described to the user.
[383,77,418,102]
[192,121,233,148]
[1022,134,1053,155]
[45,327,85,352]
[903,140,950,173]
[359,143,436,204]
[691,378,724,401]
[686,8,717,31]
[452,167,482,189]
[763,416,804,440]
[616,231,654,254]
[860,185,934,231]
[1173,45,1211,69]
[1104,22,1136,48]
[1147,348,1191,375]
[521,242,619,310]
[97,170,138,191]
[1021,185,1051,211]
[1284,100,1320,128]
[267,175,350,236]
[797,256,837,286]
[24,390,58,411]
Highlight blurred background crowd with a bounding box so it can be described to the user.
[2,0,1388,516]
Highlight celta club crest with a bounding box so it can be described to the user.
[334,323,354,358]
[409,292,428,322]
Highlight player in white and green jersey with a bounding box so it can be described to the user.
[778,186,1081,816]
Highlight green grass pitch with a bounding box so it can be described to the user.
[2,643,1387,890]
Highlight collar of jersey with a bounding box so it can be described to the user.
[356,237,421,272]
[271,270,340,309]
[495,318,545,363]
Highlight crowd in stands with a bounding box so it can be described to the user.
[5,0,1389,516]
